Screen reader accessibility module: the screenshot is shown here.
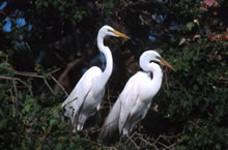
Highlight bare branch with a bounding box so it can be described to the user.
[0,76,33,96]
[0,65,43,78]
[43,78,55,95]
[54,59,82,93]
[36,127,50,150]
[49,74,68,96]
[0,65,63,95]
[118,131,179,150]
[12,79,19,117]
[0,65,60,79]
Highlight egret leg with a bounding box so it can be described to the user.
[77,114,87,131]
[122,122,131,136]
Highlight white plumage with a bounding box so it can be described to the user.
[62,25,129,131]
[100,50,174,138]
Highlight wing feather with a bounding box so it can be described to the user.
[118,73,140,133]
[62,67,102,123]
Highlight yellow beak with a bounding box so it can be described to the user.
[160,58,175,71]
[112,30,130,40]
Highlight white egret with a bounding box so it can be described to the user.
[100,50,174,139]
[62,25,130,131]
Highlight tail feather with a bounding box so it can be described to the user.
[99,100,121,141]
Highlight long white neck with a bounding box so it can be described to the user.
[97,33,113,83]
[149,64,163,95]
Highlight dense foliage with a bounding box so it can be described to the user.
[0,0,227,149]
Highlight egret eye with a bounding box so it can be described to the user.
[155,55,161,59]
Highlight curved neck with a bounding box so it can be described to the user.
[97,34,113,83]
[149,64,163,94]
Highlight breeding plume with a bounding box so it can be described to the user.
[62,25,130,131]
[100,50,174,139]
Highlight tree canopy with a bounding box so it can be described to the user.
[0,0,227,149]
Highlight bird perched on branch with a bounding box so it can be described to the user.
[100,50,174,139]
[62,25,130,131]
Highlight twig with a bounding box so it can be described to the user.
[189,120,207,133]
[152,135,172,149]
[136,134,159,150]
[0,75,36,117]
[62,97,78,108]
[12,79,19,117]
[49,74,68,96]
[125,132,178,150]
[0,65,43,78]
[0,66,63,95]
[124,134,140,150]
[164,69,169,89]
[43,78,55,95]
[154,135,161,145]
[36,127,50,150]
[0,76,33,96]
[124,131,137,144]
[54,59,82,93]
[83,138,118,150]
[0,65,60,79]
[47,68,61,74]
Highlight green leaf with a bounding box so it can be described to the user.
[35,64,44,74]
[186,22,195,31]
[43,1,48,8]
[49,119,58,128]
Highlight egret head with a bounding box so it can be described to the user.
[99,25,130,40]
[140,50,175,72]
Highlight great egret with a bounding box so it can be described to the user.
[62,25,130,131]
[100,50,174,139]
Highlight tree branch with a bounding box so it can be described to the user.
[12,79,19,117]
[0,66,68,96]
[49,74,68,96]
[54,59,82,93]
